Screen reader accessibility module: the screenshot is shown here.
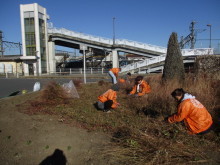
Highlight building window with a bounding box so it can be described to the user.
[24,13,36,56]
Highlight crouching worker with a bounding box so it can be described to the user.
[167,88,213,135]
[129,76,151,97]
[97,84,120,112]
[118,72,132,84]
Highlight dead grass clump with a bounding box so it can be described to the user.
[98,80,112,87]
[41,81,69,105]
[98,80,105,86]
[27,81,70,114]
[72,78,83,88]
[126,96,148,114]
[112,126,132,141]
[145,74,162,84]
[118,82,133,95]
[144,78,180,116]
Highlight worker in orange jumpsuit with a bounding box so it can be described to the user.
[118,72,132,84]
[168,88,213,135]
[109,68,121,84]
[97,84,120,112]
[129,76,151,97]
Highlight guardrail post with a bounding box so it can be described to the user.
[59,68,61,75]
[70,68,72,74]
[102,68,104,74]
[80,68,82,74]
[91,68,93,74]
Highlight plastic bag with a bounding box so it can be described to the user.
[62,80,80,98]
[33,82,41,92]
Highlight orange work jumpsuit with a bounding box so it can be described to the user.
[109,68,120,77]
[98,89,118,109]
[130,80,151,96]
[168,97,213,134]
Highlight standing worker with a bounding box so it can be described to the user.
[167,88,213,135]
[109,68,121,84]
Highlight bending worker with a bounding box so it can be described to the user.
[109,68,121,84]
[97,84,120,112]
[168,88,213,135]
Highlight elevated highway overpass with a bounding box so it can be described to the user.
[47,27,213,73]
[48,27,167,58]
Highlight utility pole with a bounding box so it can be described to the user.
[189,21,196,49]
[179,21,206,49]
[207,24,212,48]
[0,31,3,57]
[19,42,22,56]
[80,45,87,84]
[113,17,115,45]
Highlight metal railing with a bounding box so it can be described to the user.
[121,48,214,73]
[0,66,110,78]
[53,67,109,75]
[48,27,167,53]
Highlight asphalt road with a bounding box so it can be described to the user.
[0,78,108,98]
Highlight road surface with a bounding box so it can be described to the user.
[0,77,108,98]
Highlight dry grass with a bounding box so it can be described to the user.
[21,74,220,164]
[72,78,83,88]
[24,81,70,115]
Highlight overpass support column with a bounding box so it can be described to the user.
[23,62,29,76]
[48,41,56,74]
[112,49,119,68]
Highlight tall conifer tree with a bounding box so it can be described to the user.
[162,32,185,81]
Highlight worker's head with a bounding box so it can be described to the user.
[135,76,143,84]
[111,84,120,91]
[171,88,185,101]
[127,72,131,76]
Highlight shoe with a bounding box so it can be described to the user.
[103,109,111,113]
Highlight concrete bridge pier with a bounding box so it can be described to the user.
[48,41,56,74]
[112,49,119,68]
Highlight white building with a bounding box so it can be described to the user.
[20,3,50,75]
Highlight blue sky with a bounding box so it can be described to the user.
[0,0,220,50]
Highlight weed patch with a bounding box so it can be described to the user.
[20,75,220,164]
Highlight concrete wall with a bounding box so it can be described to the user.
[0,62,23,74]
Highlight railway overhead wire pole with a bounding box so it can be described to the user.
[80,45,88,84]
[207,24,212,48]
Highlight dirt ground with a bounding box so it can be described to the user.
[0,94,112,165]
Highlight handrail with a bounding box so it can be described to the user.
[121,48,214,73]
[48,27,167,53]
